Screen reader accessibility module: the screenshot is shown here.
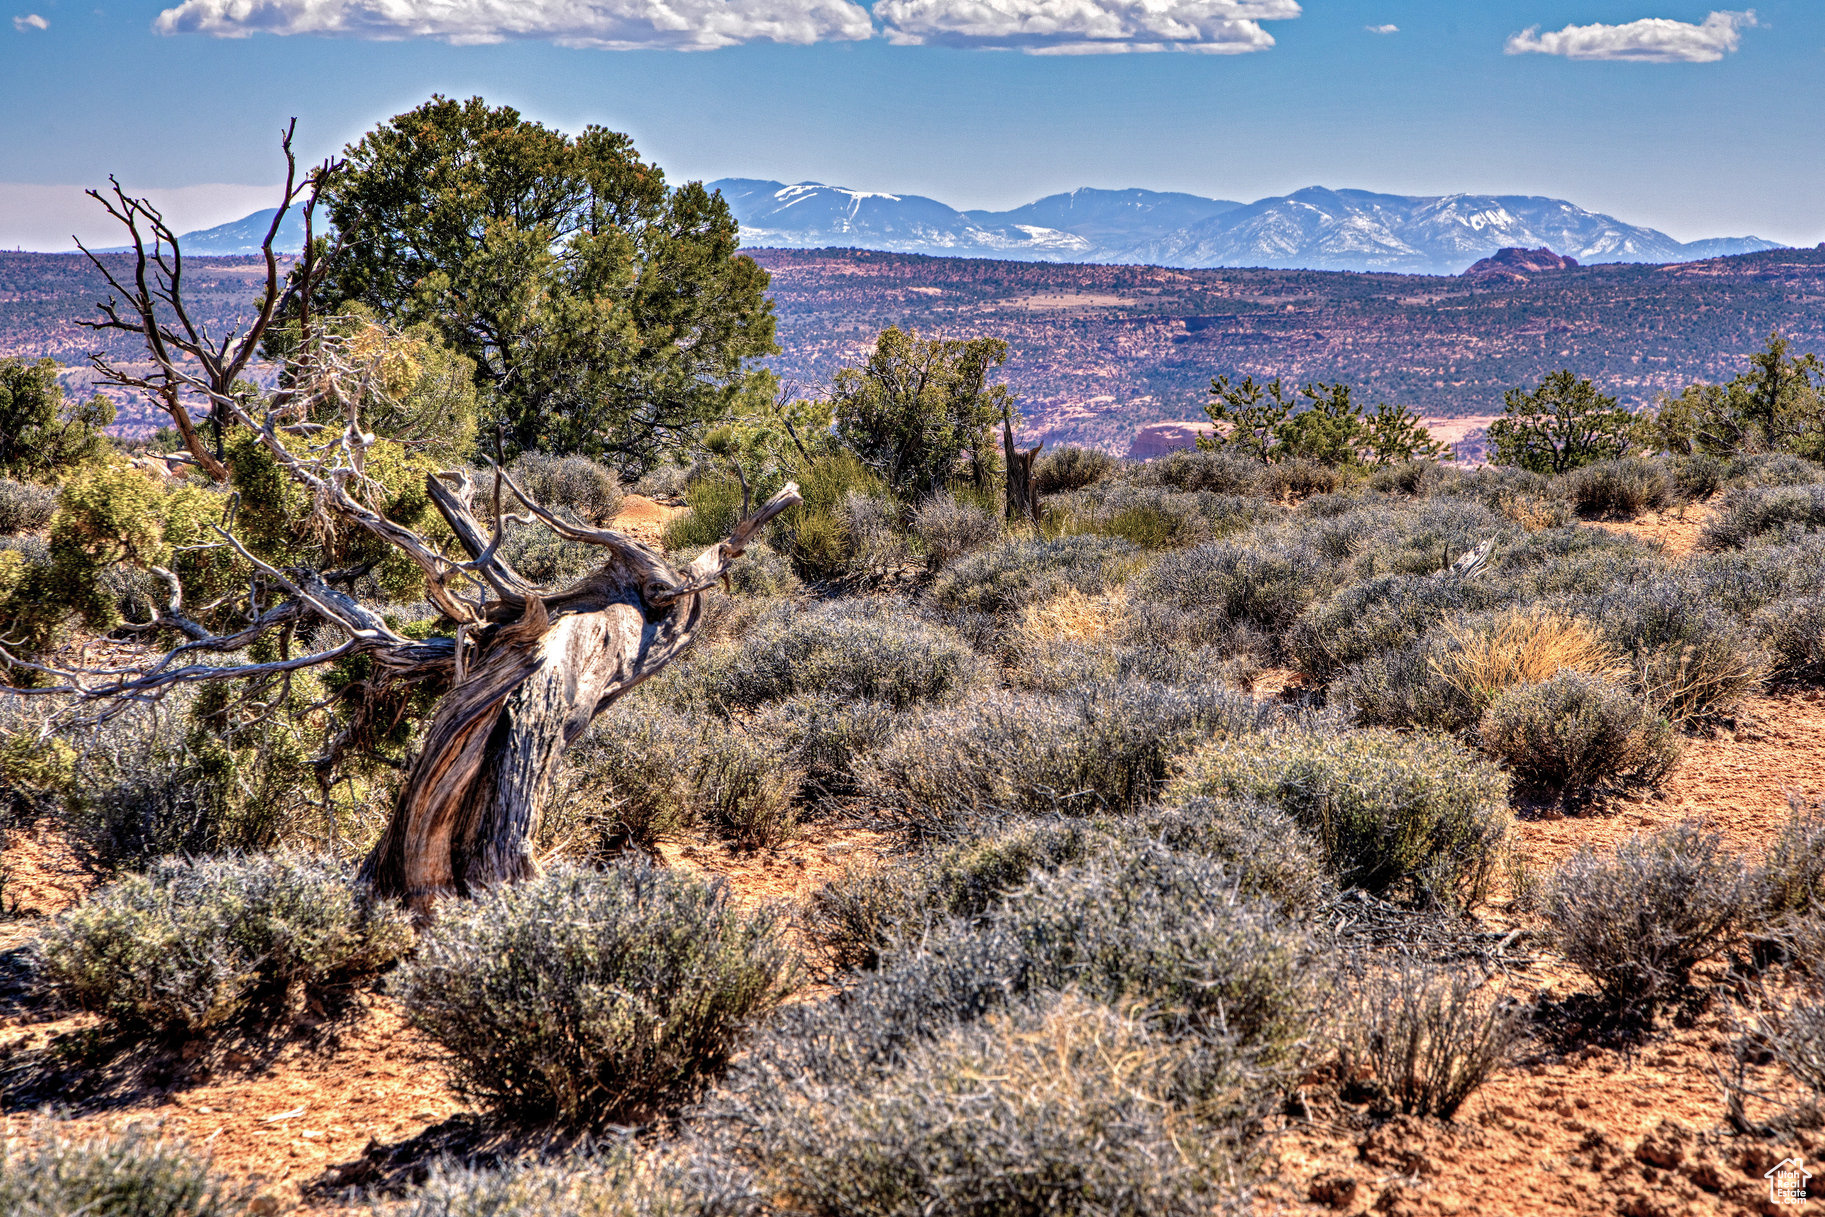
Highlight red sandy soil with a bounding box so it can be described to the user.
[611,494,681,550]
[1589,504,1713,559]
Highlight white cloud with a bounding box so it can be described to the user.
[1505,9,1755,63]
[1365,23,1396,34]
[874,0,1298,53]
[153,0,873,50]
[13,12,48,28]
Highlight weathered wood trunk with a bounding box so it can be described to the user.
[1003,407,1043,525]
[360,482,798,910]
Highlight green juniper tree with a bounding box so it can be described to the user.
[1488,370,1637,475]
[313,95,777,477]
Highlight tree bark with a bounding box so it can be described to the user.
[1003,406,1043,525]
[359,483,799,910]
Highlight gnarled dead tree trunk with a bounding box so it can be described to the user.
[359,471,799,905]
[1003,402,1043,525]
[5,124,801,911]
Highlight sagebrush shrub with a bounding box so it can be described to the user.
[1137,538,1328,640]
[725,993,1245,1217]
[865,683,1274,827]
[565,705,697,852]
[1336,638,1481,734]
[1168,727,1510,909]
[1258,457,1343,501]
[1337,962,1523,1120]
[388,1144,760,1217]
[1671,452,1726,501]
[1750,803,1825,937]
[927,535,1137,616]
[1032,445,1116,494]
[910,492,999,569]
[36,852,412,1034]
[396,862,796,1125]
[1703,483,1825,550]
[750,693,897,799]
[0,1122,245,1217]
[0,478,56,534]
[1544,822,1746,1013]
[689,600,975,711]
[1056,483,1273,550]
[1288,573,1501,683]
[1752,594,1825,684]
[1580,576,1766,726]
[1139,796,1335,915]
[508,453,625,524]
[1369,459,1449,497]
[1478,672,1682,808]
[1132,448,1259,494]
[1561,456,1672,519]
[693,727,801,848]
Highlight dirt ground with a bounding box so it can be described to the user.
[3,504,1820,1215]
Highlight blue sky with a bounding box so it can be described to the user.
[3,2,1822,249]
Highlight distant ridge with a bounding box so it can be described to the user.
[140,185,1781,275]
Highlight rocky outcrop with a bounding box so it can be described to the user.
[1465,246,1581,284]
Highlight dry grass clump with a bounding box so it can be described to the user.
[36,852,413,1034]
[396,862,796,1126]
[1337,961,1525,1120]
[1017,585,1128,644]
[1544,822,1746,1017]
[0,1121,247,1217]
[1429,606,1624,708]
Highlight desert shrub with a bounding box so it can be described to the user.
[927,534,1137,616]
[0,1122,245,1217]
[1671,452,1727,501]
[1335,639,1482,734]
[36,852,412,1034]
[0,478,56,534]
[390,1147,760,1217]
[1704,483,1825,549]
[910,492,999,568]
[1369,459,1449,497]
[840,489,913,576]
[1579,576,1766,726]
[1723,451,1825,489]
[631,462,689,502]
[1056,482,1273,549]
[727,993,1245,1217]
[1032,445,1116,494]
[1544,822,1746,1012]
[497,525,609,585]
[1137,538,1327,642]
[866,682,1274,828]
[397,862,796,1125]
[1561,456,1671,519]
[1760,993,1825,1107]
[688,600,975,711]
[720,540,800,599]
[1132,447,1259,494]
[771,451,899,583]
[508,453,625,524]
[693,728,801,848]
[1288,573,1502,684]
[1336,962,1523,1120]
[1258,457,1344,501]
[566,704,698,852]
[1168,727,1510,909]
[663,468,751,551]
[805,819,1104,971]
[1438,465,1570,529]
[1752,594,1825,684]
[1479,673,1682,807]
[1352,497,1511,576]
[1139,796,1335,915]
[1749,804,1825,935]
[749,693,897,799]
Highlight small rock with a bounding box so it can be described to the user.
[249,1195,282,1217]
[1309,1171,1361,1209]
[1634,1118,1692,1169]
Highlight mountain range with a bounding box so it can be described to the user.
[158,183,1781,276]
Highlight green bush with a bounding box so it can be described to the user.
[770,451,897,583]
[927,535,1137,616]
[1032,445,1116,494]
[0,478,56,534]
[36,852,413,1034]
[1168,727,1510,909]
[726,992,1245,1217]
[1478,673,1682,808]
[396,862,796,1125]
[1561,456,1672,519]
[508,453,625,525]
[1336,962,1523,1120]
[866,683,1274,828]
[688,600,976,711]
[1544,822,1746,1014]
[0,1122,245,1217]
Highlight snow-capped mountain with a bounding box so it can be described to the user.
[158,182,1781,275]
[713,180,1780,274]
